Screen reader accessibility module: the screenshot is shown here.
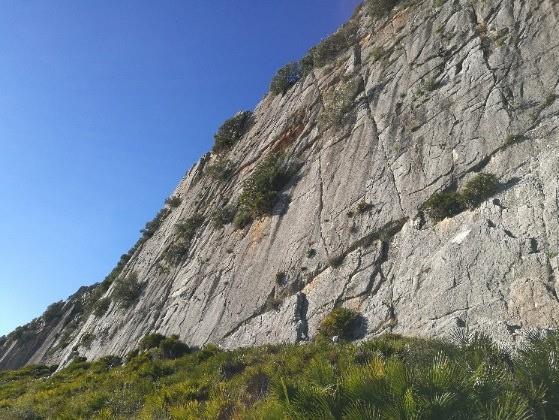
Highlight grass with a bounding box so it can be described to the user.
[2,332,559,419]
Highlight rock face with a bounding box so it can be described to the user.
[2,0,559,370]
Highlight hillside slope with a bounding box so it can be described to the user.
[2,0,559,370]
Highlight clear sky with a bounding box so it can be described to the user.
[0,0,362,336]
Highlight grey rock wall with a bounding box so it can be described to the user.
[2,0,558,369]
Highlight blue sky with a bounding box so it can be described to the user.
[0,0,361,336]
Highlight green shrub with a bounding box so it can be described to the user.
[275,272,287,286]
[93,297,111,317]
[139,333,167,351]
[165,196,182,208]
[422,191,464,222]
[233,208,253,229]
[140,208,170,241]
[43,301,65,323]
[79,333,95,349]
[306,248,317,258]
[159,336,190,360]
[234,153,294,227]
[366,0,400,18]
[357,201,373,213]
[163,214,205,263]
[422,173,499,221]
[320,77,363,128]
[461,173,499,209]
[95,355,122,370]
[369,46,385,61]
[220,357,245,379]
[213,111,254,153]
[164,242,191,264]
[206,159,233,180]
[318,307,361,340]
[270,62,304,96]
[309,21,358,68]
[112,273,143,308]
[176,214,205,242]
[211,206,236,228]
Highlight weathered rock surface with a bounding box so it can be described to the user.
[2,0,559,370]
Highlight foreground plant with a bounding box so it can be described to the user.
[1,332,558,419]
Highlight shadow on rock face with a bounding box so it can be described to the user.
[351,314,369,340]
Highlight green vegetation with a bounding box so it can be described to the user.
[270,62,304,96]
[139,333,167,351]
[211,205,236,228]
[112,273,143,308]
[234,153,295,228]
[306,248,317,258]
[164,214,205,264]
[275,271,287,286]
[461,173,499,209]
[2,332,559,419]
[369,46,385,61]
[318,307,361,340]
[309,21,358,69]
[140,208,171,242]
[267,19,358,95]
[422,191,464,222]
[206,158,233,181]
[43,301,65,323]
[79,333,95,350]
[366,0,400,18]
[176,214,205,243]
[422,173,500,222]
[212,111,254,153]
[159,336,191,360]
[92,297,111,317]
[165,196,182,208]
[320,77,363,128]
[139,333,190,360]
[357,201,373,214]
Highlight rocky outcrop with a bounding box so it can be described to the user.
[2,0,559,370]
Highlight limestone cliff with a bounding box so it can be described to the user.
[2,0,559,370]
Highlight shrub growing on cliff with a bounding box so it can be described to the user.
[319,307,361,340]
[211,206,236,228]
[206,159,233,181]
[213,111,254,153]
[164,214,205,263]
[270,62,304,96]
[112,273,143,308]
[310,21,358,68]
[422,173,499,222]
[366,0,400,18]
[461,173,499,209]
[93,297,111,317]
[164,195,182,208]
[234,153,294,227]
[176,214,205,243]
[320,77,363,128]
[43,301,65,323]
[422,191,464,221]
[140,208,170,241]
